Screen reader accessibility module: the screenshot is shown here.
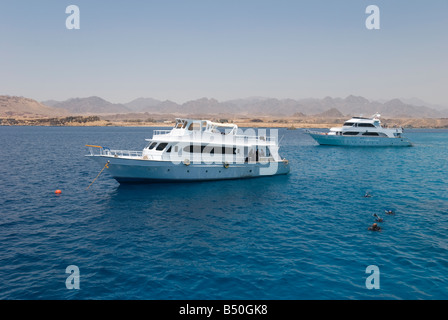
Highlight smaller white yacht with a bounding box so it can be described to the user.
[306,114,413,147]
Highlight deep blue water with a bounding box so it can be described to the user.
[0,126,447,300]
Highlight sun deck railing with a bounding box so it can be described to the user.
[234,135,276,143]
[153,130,172,136]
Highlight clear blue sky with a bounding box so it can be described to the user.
[0,0,447,105]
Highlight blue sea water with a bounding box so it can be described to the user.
[0,126,447,300]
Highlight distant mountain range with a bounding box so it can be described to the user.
[1,94,447,118]
[42,95,448,118]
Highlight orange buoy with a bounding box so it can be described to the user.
[55,189,62,195]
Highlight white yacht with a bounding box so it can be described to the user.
[306,114,413,147]
[86,118,290,183]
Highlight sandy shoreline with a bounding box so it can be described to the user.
[1,116,448,129]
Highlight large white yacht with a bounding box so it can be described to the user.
[306,114,413,147]
[86,118,290,183]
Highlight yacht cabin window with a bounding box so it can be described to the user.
[183,144,237,155]
[362,132,379,136]
[175,119,188,129]
[188,123,200,131]
[156,143,168,151]
[358,123,376,128]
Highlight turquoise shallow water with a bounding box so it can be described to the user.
[0,126,447,299]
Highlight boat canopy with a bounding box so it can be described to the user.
[174,118,238,135]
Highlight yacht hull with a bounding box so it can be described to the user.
[87,155,290,183]
[307,132,413,147]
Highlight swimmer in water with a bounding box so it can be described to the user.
[364,192,372,198]
[373,213,383,222]
[385,210,395,215]
[368,223,381,232]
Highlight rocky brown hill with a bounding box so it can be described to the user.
[0,95,67,118]
[315,108,345,118]
[43,96,130,114]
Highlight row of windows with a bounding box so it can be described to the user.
[362,132,380,136]
[147,142,241,154]
[148,142,169,151]
[183,145,237,155]
[343,122,376,128]
[342,132,382,136]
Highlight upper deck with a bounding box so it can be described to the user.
[150,118,277,146]
[341,114,381,128]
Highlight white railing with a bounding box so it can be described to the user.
[234,135,276,144]
[306,130,327,135]
[105,149,143,158]
[85,145,142,158]
[153,130,172,136]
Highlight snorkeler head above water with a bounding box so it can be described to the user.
[368,223,381,232]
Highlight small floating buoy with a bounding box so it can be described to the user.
[55,189,62,195]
